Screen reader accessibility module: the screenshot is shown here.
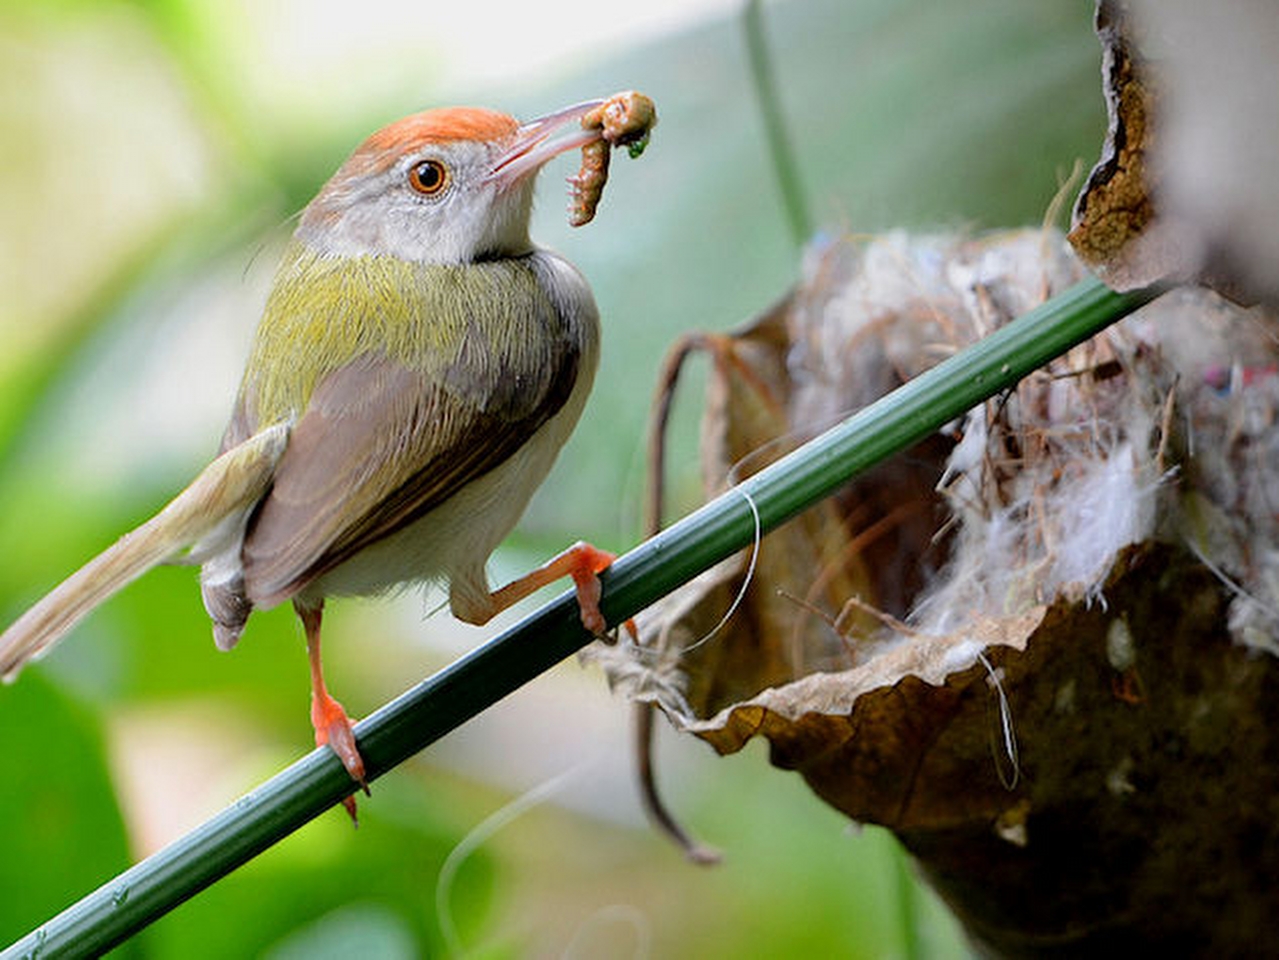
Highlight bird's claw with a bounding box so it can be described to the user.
[312,692,369,824]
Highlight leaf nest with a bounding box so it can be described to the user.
[590,228,1279,953]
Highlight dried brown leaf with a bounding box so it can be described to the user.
[1068,0,1191,289]
[1070,0,1279,309]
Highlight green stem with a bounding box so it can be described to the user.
[1,276,1158,960]
[743,0,813,247]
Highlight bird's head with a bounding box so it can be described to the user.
[296,101,606,264]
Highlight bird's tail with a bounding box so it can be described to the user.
[0,424,289,681]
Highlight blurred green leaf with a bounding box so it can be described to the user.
[262,904,416,960]
[0,672,134,953]
[128,773,495,958]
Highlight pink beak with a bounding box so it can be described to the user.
[488,100,606,187]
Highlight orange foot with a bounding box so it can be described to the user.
[312,688,368,823]
[490,540,637,640]
[563,542,632,637]
[297,600,369,825]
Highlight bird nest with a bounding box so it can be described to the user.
[589,227,1279,955]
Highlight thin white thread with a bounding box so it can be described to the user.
[1186,538,1279,623]
[977,651,1020,790]
[561,903,653,960]
[672,486,762,656]
[436,764,585,958]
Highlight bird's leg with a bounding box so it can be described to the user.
[486,540,636,639]
[296,600,367,822]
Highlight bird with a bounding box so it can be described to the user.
[0,96,652,817]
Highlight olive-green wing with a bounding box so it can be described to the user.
[240,343,580,609]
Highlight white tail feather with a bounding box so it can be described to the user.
[0,424,289,680]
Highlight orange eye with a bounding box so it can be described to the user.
[408,159,448,195]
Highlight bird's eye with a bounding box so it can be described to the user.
[408,159,449,196]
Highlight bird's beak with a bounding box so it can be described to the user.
[488,100,606,188]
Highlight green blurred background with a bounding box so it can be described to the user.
[0,0,1102,955]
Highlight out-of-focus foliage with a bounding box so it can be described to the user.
[0,673,136,956]
[0,0,1105,955]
